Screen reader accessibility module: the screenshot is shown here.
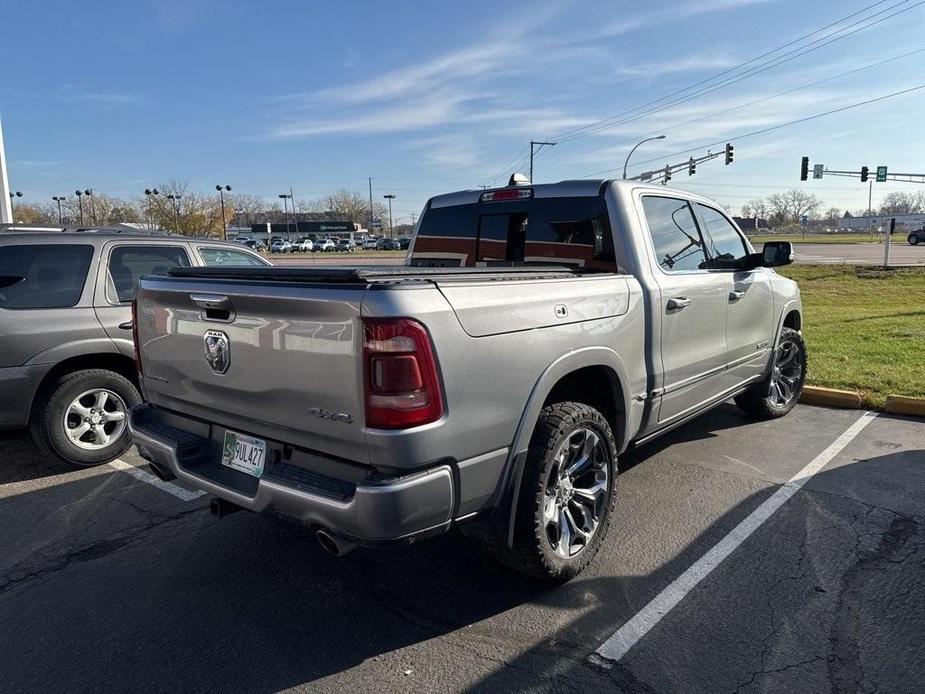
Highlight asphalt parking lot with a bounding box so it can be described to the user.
[2,403,923,693]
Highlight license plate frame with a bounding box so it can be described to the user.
[220,430,267,478]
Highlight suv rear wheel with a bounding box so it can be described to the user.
[489,402,617,583]
[31,369,141,467]
[909,232,920,246]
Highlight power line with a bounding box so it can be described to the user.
[552,0,923,146]
[579,82,925,178]
[483,0,916,179]
[565,44,925,163]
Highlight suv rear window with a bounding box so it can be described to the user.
[410,196,616,271]
[0,244,94,309]
[107,245,190,303]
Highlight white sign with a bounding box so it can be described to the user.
[812,164,824,179]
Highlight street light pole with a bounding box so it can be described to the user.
[144,188,160,230]
[278,193,294,241]
[623,135,667,180]
[215,185,231,240]
[529,140,556,183]
[85,189,94,224]
[52,196,66,224]
[74,190,85,225]
[166,194,182,233]
[383,194,395,238]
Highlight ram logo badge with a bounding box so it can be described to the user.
[203,330,230,374]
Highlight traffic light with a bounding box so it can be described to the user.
[688,157,696,176]
[724,143,734,165]
[860,166,869,183]
[800,156,809,181]
[664,165,672,183]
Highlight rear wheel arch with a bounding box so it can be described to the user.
[30,353,139,417]
[541,365,626,451]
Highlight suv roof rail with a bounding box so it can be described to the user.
[0,224,181,237]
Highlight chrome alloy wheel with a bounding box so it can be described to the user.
[544,427,611,558]
[63,389,128,451]
[768,337,804,408]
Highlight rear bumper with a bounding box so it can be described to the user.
[128,403,507,544]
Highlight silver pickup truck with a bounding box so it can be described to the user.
[128,179,805,582]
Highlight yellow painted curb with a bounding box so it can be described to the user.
[800,386,862,409]
[884,396,925,417]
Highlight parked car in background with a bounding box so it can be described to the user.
[397,237,411,250]
[295,238,314,252]
[0,229,268,467]
[242,239,265,252]
[270,240,292,254]
[362,237,379,250]
[381,239,402,250]
[335,239,356,252]
[129,178,803,582]
[908,228,923,245]
[314,238,335,252]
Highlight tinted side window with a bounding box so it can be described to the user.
[695,204,749,270]
[107,245,190,303]
[641,196,707,272]
[0,244,94,309]
[198,247,267,267]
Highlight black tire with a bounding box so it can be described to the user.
[488,402,618,583]
[734,328,807,419]
[30,369,141,468]
[909,233,919,246]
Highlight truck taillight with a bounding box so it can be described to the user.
[131,299,143,375]
[362,318,443,429]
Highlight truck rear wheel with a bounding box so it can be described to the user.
[909,232,920,246]
[734,328,806,419]
[492,402,617,583]
[31,369,141,467]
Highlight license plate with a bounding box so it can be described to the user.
[220,430,267,478]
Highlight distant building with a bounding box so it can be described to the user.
[246,220,364,242]
[837,213,925,231]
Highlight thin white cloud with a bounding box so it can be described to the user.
[616,54,739,78]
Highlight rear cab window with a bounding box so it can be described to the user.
[410,195,617,272]
[106,245,191,303]
[0,244,94,309]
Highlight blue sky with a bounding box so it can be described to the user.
[2,0,925,222]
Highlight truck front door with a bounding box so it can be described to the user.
[639,195,730,424]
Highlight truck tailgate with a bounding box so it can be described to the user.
[134,275,368,463]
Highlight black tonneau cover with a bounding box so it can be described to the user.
[167,265,582,284]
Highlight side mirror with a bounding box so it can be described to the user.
[761,241,794,267]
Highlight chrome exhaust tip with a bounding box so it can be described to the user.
[316,529,357,557]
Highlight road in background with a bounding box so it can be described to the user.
[264,245,925,268]
[2,404,923,692]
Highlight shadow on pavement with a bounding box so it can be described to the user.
[1,413,922,692]
[0,429,75,484]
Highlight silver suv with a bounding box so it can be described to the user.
[0,228,268,467]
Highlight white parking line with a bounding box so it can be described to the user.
[591,410,878,667]
[108,459,206,502]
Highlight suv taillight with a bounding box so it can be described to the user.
[362,318,443,429]
[131,298,143,375]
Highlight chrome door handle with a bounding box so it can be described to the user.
[729,290,746,302]
[666,296,691,311]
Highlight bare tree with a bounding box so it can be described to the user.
[878,191,925,215]
[766,190,822,226]
[142,180,232,237]
[740,198,768,219]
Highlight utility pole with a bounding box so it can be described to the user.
[216,185,231,240]
[52,196,66,224]
[867,181,873,239]
[0,117,12,224]
[368,177,374,233]
[75,190,85,225]
[383,194,395,238]
[529,140,556,183]
[410,211,417,226]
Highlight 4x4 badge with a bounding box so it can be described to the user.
[203,330,230,374]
